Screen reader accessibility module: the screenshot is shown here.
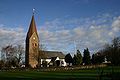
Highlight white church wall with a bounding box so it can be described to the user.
[41,59,51,64]
[59,59,66,66]
[55,57,60,61]
[41,57,67,67]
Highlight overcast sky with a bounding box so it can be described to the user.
[0,0,120,55]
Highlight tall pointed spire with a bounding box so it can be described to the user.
[25,13,39,68]
[27,15,38,38]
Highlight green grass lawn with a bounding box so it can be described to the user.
[0,66,120,80]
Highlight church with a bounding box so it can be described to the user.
[25,14,66,68]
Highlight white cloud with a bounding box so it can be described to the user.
[112,16,120,32]
[0,26,25,49]
[0,14,120,55]
[38,14,120,54]
[73,27,86,37]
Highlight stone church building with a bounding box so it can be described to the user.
[25,15,66,68]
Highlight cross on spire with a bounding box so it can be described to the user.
[32,8,35,15]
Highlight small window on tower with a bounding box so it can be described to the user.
[35,43,37,47]
[32,43,37,47]
[33,37,35,40]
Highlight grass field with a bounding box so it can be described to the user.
[0,66,120,80]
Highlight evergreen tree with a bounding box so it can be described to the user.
[83,48,91,65]
[73,54,77,65]
[73,50,82,65]
[76,50,82,65]
[65,53,73,66]
[91,53,104,64]
[91,54,95,64]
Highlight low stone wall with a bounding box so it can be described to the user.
[37,64,107,71]
[0,64,107,72]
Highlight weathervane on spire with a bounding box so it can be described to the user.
[32,8,35,15]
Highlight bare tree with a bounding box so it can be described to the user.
[14,45,24,66]
[1,45,16,68]
[100,37,120,65]
[1,45,15,61]
[1,45,24,68]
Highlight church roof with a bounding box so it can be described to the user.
[27,15,38,38]
[39,51,65,59]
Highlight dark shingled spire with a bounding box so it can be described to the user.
[25,14,39,68]
[27,15,38,38]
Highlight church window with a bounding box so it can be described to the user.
[33,37,35,40]
[32,43,37,47]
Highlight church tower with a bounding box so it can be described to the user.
[25,15,39,68]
